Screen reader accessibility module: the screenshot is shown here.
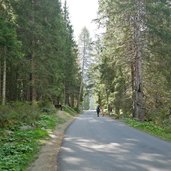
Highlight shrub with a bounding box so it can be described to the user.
[0,105,14,127]
[0,102,40,128]
[163,119,171,133]
[37,100,56,114]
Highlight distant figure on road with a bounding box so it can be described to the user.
[96,105,100,117]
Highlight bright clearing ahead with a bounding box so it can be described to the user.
[61,0,98,40]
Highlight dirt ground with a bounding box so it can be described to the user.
[26,111,75,171]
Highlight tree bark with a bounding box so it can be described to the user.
[2,47,7,105]
[31,52,36,102]
[133,0,145,121]
[71,94,75,108]
[78,80,83,108]
[63,81,66,105]
[131,62,136,117]
[78,33,86,109]
[0,56,1,102]
[31,0,36,103]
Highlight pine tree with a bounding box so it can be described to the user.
[63,1,80,107]
[97,0,171,123]
[78,27,93,108]
[0,0,80,107]
[0,0,21,105]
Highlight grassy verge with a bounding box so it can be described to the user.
[0,104,76,171]
[124,118,171,142]
[63,105,79,116]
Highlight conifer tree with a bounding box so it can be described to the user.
[0,0,21,105]
[78,27,93,108]
[0,0,80,107]
[97,0,171,123]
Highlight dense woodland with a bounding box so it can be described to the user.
[0,0,81,108]
[1,0,171,125]
[92,0,171,127]
[0,1,82,169]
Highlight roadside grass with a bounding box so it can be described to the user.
[0,104,76,171]
[124,118,171,142]
[0,129,44,171]
[63,105,79,116]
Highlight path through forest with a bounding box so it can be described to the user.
[58,111,171,171]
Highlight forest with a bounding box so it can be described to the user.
[0,0,171,170]
[0,0,81,107]
[93,0,171,127]
[0,0,82,169]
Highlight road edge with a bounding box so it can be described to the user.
[26,111,78,171]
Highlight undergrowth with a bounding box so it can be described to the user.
[63,105,79,116]
[0,102,71,171]
[124,118,171,142]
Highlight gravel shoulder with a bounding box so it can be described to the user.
[26,111,76,171]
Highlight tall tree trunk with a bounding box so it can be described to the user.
[64,82,70,106]
[77,33,86,109]
[31,52,36,102]
[131,62,136,118]
[133,0,145,121]
[0,57,1,102]
[77,80,83,108]
[2,47,7,105]
[31,0,36,103]
[65,92,70,106]
[71,94,75,108]
[63,81,66,105]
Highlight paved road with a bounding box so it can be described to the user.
[58,111,171,171]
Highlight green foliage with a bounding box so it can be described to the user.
[83,94,90,110]
[35,114,65,129]
[63,105,78,116]
[0,102,40,128]
[0,128,45,170]
[96,0,171,122]
[0,0,80,167]
[124,118,171,141]
[0,141,38,171]
[0,127,48,171]
[0,102,68,170]
[0,0,80,107]
[37,100,56,114]
[163,121,171,134]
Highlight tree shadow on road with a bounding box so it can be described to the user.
[57,112,171,171]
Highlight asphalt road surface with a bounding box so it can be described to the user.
[58,111,171,171]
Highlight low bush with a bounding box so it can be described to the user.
[163,119,171,133]
[0,101,60,170]
[0,101,58,128]
[0,102,41,128]
[0,129,45,171]
[0,102,76,170]
[37,100,56,114]
[0,113,63,170]
[0,105,14,127]
[35,114,65,129]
